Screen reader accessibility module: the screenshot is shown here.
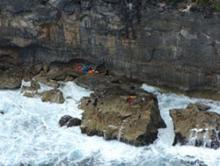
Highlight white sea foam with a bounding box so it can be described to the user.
[0,82,219,166]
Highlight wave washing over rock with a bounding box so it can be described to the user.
[0,82,220,166]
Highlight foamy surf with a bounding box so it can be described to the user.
[0,82,219,166]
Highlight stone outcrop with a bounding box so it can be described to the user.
[59,115,81,127]
[41,89,65,104]
[0,0,220,94]
[75,72,142,95]
[0,68,22,89]
[79,74,166,146]
[170,103,220,149]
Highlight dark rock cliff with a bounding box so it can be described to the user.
[0,0,220,92]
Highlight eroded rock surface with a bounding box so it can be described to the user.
[170,103,220,149]
[0,0,220,93]
[79,74,166,146]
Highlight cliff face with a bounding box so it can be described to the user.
[0,0,220,91]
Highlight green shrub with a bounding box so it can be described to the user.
[213,1,220,11]
[195,0,209,6]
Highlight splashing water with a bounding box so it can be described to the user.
[117,124,125,142]
[187,128,220,149]
[0,82,220,165]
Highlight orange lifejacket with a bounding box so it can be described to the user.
[88,69,95,74]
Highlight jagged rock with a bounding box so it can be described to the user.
[80,85,166,146]
[41,89,65,104]
[59,115,81,127]
[170,103,220,149]
[21,80,41,97]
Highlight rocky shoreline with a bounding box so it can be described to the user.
[2,59,218,149]
[18,60,166,146]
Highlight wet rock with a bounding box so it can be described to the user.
[33,74,59,89]
[41,89,65,104]
[80,85,166,146]
[59,115,73,127]
[59,115,81,127]
[67,118,81,127]
[21,80,41,97]
[170,103,220,149]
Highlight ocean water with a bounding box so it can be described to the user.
[0,82,219,166]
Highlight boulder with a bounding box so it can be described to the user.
[80,87,166,146]
[59,115,81,127]
[59,115,72,127]
[170,103,220,149]
[21,80,41,97]
[0,69,22,89]
[67,118,81,127]
[41,89,65,104]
